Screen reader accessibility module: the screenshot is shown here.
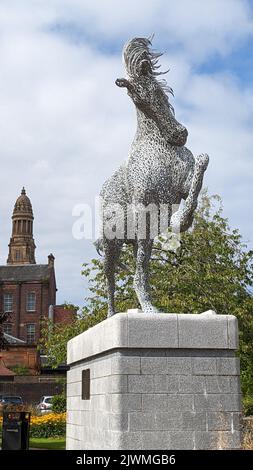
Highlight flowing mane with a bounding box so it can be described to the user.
[122,36,174,98]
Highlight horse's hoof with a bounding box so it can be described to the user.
[107,311,116,318]
[142,306,159,314]
[196,153,209,170]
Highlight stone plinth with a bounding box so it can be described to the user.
[66,311,242,450]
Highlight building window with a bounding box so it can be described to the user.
[26,293,36,312]
[3,323,12,335]
[3,294,13,313]
[26,324,35,344]
[15,250,21,261]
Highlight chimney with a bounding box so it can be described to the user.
[48,253,55,267]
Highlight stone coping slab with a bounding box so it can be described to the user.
[67,310,238,365]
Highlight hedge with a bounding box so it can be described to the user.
[0,412,66,438]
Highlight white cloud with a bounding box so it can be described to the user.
[0,1,252,307]
[51,0,253,60]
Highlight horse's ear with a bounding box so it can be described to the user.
[140,60,151,76]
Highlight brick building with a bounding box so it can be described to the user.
[0,188,75,349]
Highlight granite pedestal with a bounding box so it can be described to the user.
[66,310,242,450]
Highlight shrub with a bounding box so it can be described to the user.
[52,394,66,413]
[243,396,253,417]
[10,365,30,375]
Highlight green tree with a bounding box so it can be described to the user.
[0,311,10,351]
[51,394,67,413]
[40,191,253,409]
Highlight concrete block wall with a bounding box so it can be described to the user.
[66,311,242,450]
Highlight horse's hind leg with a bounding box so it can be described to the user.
[133,239,158,313]
[104,240,123,317]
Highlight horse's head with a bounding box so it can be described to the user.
[116,37,188,147]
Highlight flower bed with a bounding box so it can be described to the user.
[242,417,253,450]
[0,412,66,438]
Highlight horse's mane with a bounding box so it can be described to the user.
[122,36,174,99]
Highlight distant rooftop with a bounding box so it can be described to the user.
[0,264,53,282]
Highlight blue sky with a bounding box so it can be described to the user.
[0,0,253,308]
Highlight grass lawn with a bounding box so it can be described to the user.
[0,435,65,450]
[29,437,66,450]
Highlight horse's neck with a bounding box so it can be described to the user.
[134,109,161,141]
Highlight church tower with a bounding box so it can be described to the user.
[7,188,36,265]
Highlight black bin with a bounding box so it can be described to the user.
[2,411,30,450]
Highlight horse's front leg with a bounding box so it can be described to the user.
[133,239,158,313]
[104,240,122,317]
[171,153,209,233]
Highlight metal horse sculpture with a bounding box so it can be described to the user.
[96,37,209,317]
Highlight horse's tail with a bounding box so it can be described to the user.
[94,237,104,256]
